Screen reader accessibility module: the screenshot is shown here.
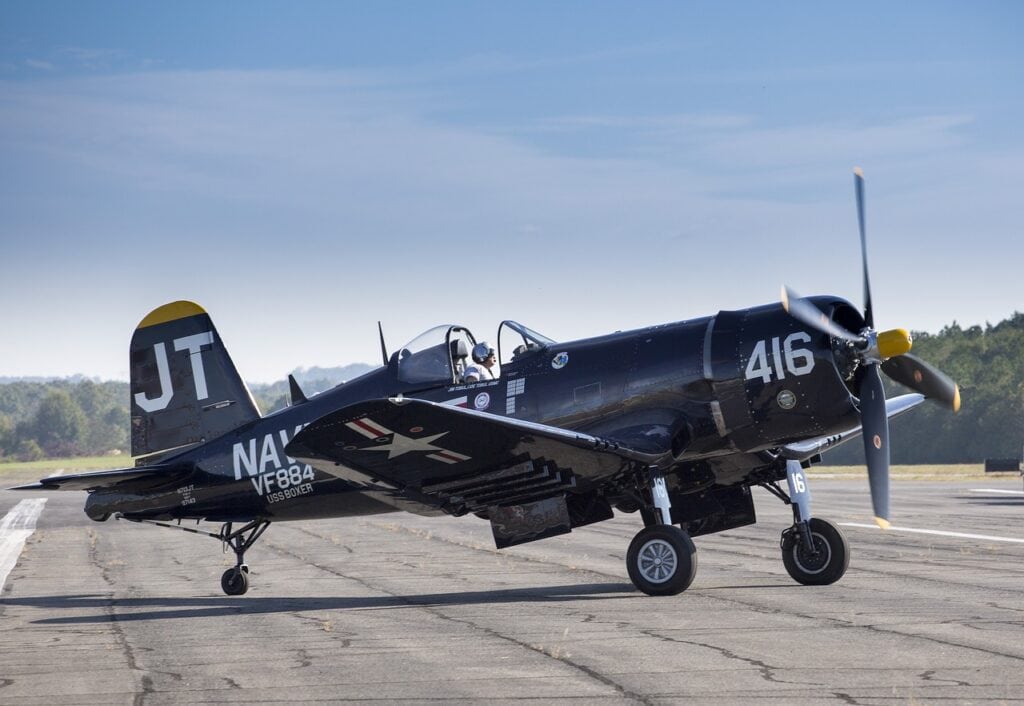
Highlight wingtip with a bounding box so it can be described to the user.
[874,517,891,530]
[8,482,48,491]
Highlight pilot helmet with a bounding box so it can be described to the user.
[472,342,495,364]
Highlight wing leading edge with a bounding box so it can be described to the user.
[780,393,925,461]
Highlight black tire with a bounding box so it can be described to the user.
[626,525,698,596]
[781,517,850,586]
[221,567,250,596]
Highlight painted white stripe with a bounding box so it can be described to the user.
[841,522,1024,544]
[346,417,392,439]
[441,396,468,407]
[360,417,391,436]
[969,488,1024,496]
[345,421,377,439]
[426,445,472,463]
[0,499,48,591]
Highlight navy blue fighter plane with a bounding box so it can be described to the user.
[14,170,960,596]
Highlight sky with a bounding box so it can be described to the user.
[1,1,1022,382]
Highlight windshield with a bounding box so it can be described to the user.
[498,320,555,366]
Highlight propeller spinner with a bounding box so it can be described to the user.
[782,168,960,529]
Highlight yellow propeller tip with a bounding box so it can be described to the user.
[854,166,864,177]
[780,286,790,311]
[953,385,961,413]
[874,517,891,530]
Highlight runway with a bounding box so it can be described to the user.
[2,471,1023,705]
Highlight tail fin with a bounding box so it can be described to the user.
[130,301,261,457]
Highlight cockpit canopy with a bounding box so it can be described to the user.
[391,321,554,386]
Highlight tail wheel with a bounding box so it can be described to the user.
[626,525,698,596]
[782,517,849,586]
[221,567,250,596]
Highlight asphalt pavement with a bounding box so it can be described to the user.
[2,470,1023,705]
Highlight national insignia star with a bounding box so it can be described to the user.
[362,431,450,459]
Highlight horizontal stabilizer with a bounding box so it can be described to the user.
[10,464,191,492]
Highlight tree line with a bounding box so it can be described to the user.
[1,315,1021,464]
[827,313,1024,464]
[0,367,367,462]
[0,380,129,461]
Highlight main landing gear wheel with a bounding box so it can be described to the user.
[627,525,698,596]
[221,566,250,596]
[781,517,849,586]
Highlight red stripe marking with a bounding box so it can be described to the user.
[433,450,468,463]
[352,418,390,438]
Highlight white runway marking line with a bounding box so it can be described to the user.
[841,522,1024,544]
[969,488,1024,496]
[0,498,48,591]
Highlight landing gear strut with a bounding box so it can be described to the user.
[117,515,271,596]
[218,520,271,596]
[627,469,698,596]
[763,461,849,586]
[781,517,849,585]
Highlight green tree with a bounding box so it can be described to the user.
[31,389,87,457]
[0,412,13,458]
[15,438,44,462]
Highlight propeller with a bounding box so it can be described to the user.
[880,353,960,412]
[781,168,961,529]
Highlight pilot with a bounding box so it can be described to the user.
[464,342,498,382]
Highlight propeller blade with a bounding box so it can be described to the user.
[781,286,866,344]
[859,363,890,528]
[854,167,874,329]
[881,353,961,412]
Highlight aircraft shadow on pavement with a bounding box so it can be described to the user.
[7,582,641,624]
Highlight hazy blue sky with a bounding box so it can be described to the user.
[2,2,1021,381]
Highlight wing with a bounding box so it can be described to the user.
[285,397,659,532]
[10,464,191,492]
[779,393,924,461]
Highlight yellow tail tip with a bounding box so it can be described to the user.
[137,300,206,329]
[874,517,891,530]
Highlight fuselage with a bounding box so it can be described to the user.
[88,297,865,523]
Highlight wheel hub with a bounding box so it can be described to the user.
[638,539,678,584]
[793,533,831,574]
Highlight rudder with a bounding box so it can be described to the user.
[130,301,261,456]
